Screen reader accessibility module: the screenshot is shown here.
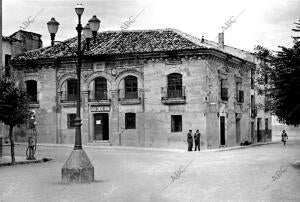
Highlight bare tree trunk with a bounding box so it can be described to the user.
[9,125,15,165]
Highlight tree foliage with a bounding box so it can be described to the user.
[0,76,31,164]
[254,19,300,126]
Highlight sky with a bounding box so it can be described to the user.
[2,0,300,52]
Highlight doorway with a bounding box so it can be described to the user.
[257,118,261,142]
[236,118,241,144]
[220,116,226,146]
[94,113,109,141]
[251,122,255,143]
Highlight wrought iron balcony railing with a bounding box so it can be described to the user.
[88,90,110,103]
[60,91,78,102]
[118,89,142,105]
[161,86,186,104]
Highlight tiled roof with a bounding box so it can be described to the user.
[201,39,257,63]
[12,29,212,62]
[2,36,21,43]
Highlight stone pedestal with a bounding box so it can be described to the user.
[62,149,94,183]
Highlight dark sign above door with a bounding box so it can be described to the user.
[90,105,110,112]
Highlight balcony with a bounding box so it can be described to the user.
[60,91,78,103]
[161,86,186,104]
[118,89,142,105]
[88,90,111,105]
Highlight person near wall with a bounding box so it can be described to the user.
[187,130,193,152]
[194,129,201,151]
[281,130,288,146]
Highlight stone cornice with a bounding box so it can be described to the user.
[12,48,255,71]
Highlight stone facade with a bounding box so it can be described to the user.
[11,29,267,150]
[203,34,273,144]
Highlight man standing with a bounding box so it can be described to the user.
[194,129,201,151]
[187,130,193,152]
[281,130,288,146]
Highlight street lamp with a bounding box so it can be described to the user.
[88,15,101,43]
[47,3,100,183]
[47,18,60,46]
[82,23,92,50]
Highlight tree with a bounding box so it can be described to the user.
[272,41,300,125]
[254,19,300,125]
[0,76,31,164]
[292,18,300,42]
[253,45,275,112]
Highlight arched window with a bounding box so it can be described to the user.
[94,77,107,100]
[67,79,78,101]
[124,76,138,99]
[26,80,38,103]
[167,73,182,98]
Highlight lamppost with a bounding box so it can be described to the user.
[47,3,100,183]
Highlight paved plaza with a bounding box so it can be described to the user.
[0,141,300,202]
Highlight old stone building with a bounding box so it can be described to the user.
[11,29,269,150]
[1,30,43,146]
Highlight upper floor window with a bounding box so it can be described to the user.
[124,76,138,99]
[236,78,244,103]
[167,73,183,98]
[251,95,255,108]
[26,80,38,103]
[95,77,107,100]
[251,69,254,89]
[67,79,78,101]
[5,54,11,67]
[221,79,228,101]
[237,91,244,102]
[5,55,11,77]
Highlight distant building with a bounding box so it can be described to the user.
[1,30,42,145]
[1,30,42,76]
[9,30,42,53]
[11,29,270,150]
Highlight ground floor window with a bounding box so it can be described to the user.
[125,113,136,129]
[171,115,182,132]
[67,114,76,129]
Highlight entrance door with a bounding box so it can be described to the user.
[236,118,241,144]
[94,113,109,141]
[251,122,255,143]
[257,118,261,142]
[220,116,226,146]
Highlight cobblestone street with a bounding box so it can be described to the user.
[1,141,300,202]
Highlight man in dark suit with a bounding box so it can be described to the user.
[187,130,193,152]
[194,129,201,151]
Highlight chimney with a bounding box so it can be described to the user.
[218,32,224,49]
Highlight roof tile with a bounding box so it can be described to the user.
[13,29,210,62]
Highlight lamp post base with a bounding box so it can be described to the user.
[62,149,94,183]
